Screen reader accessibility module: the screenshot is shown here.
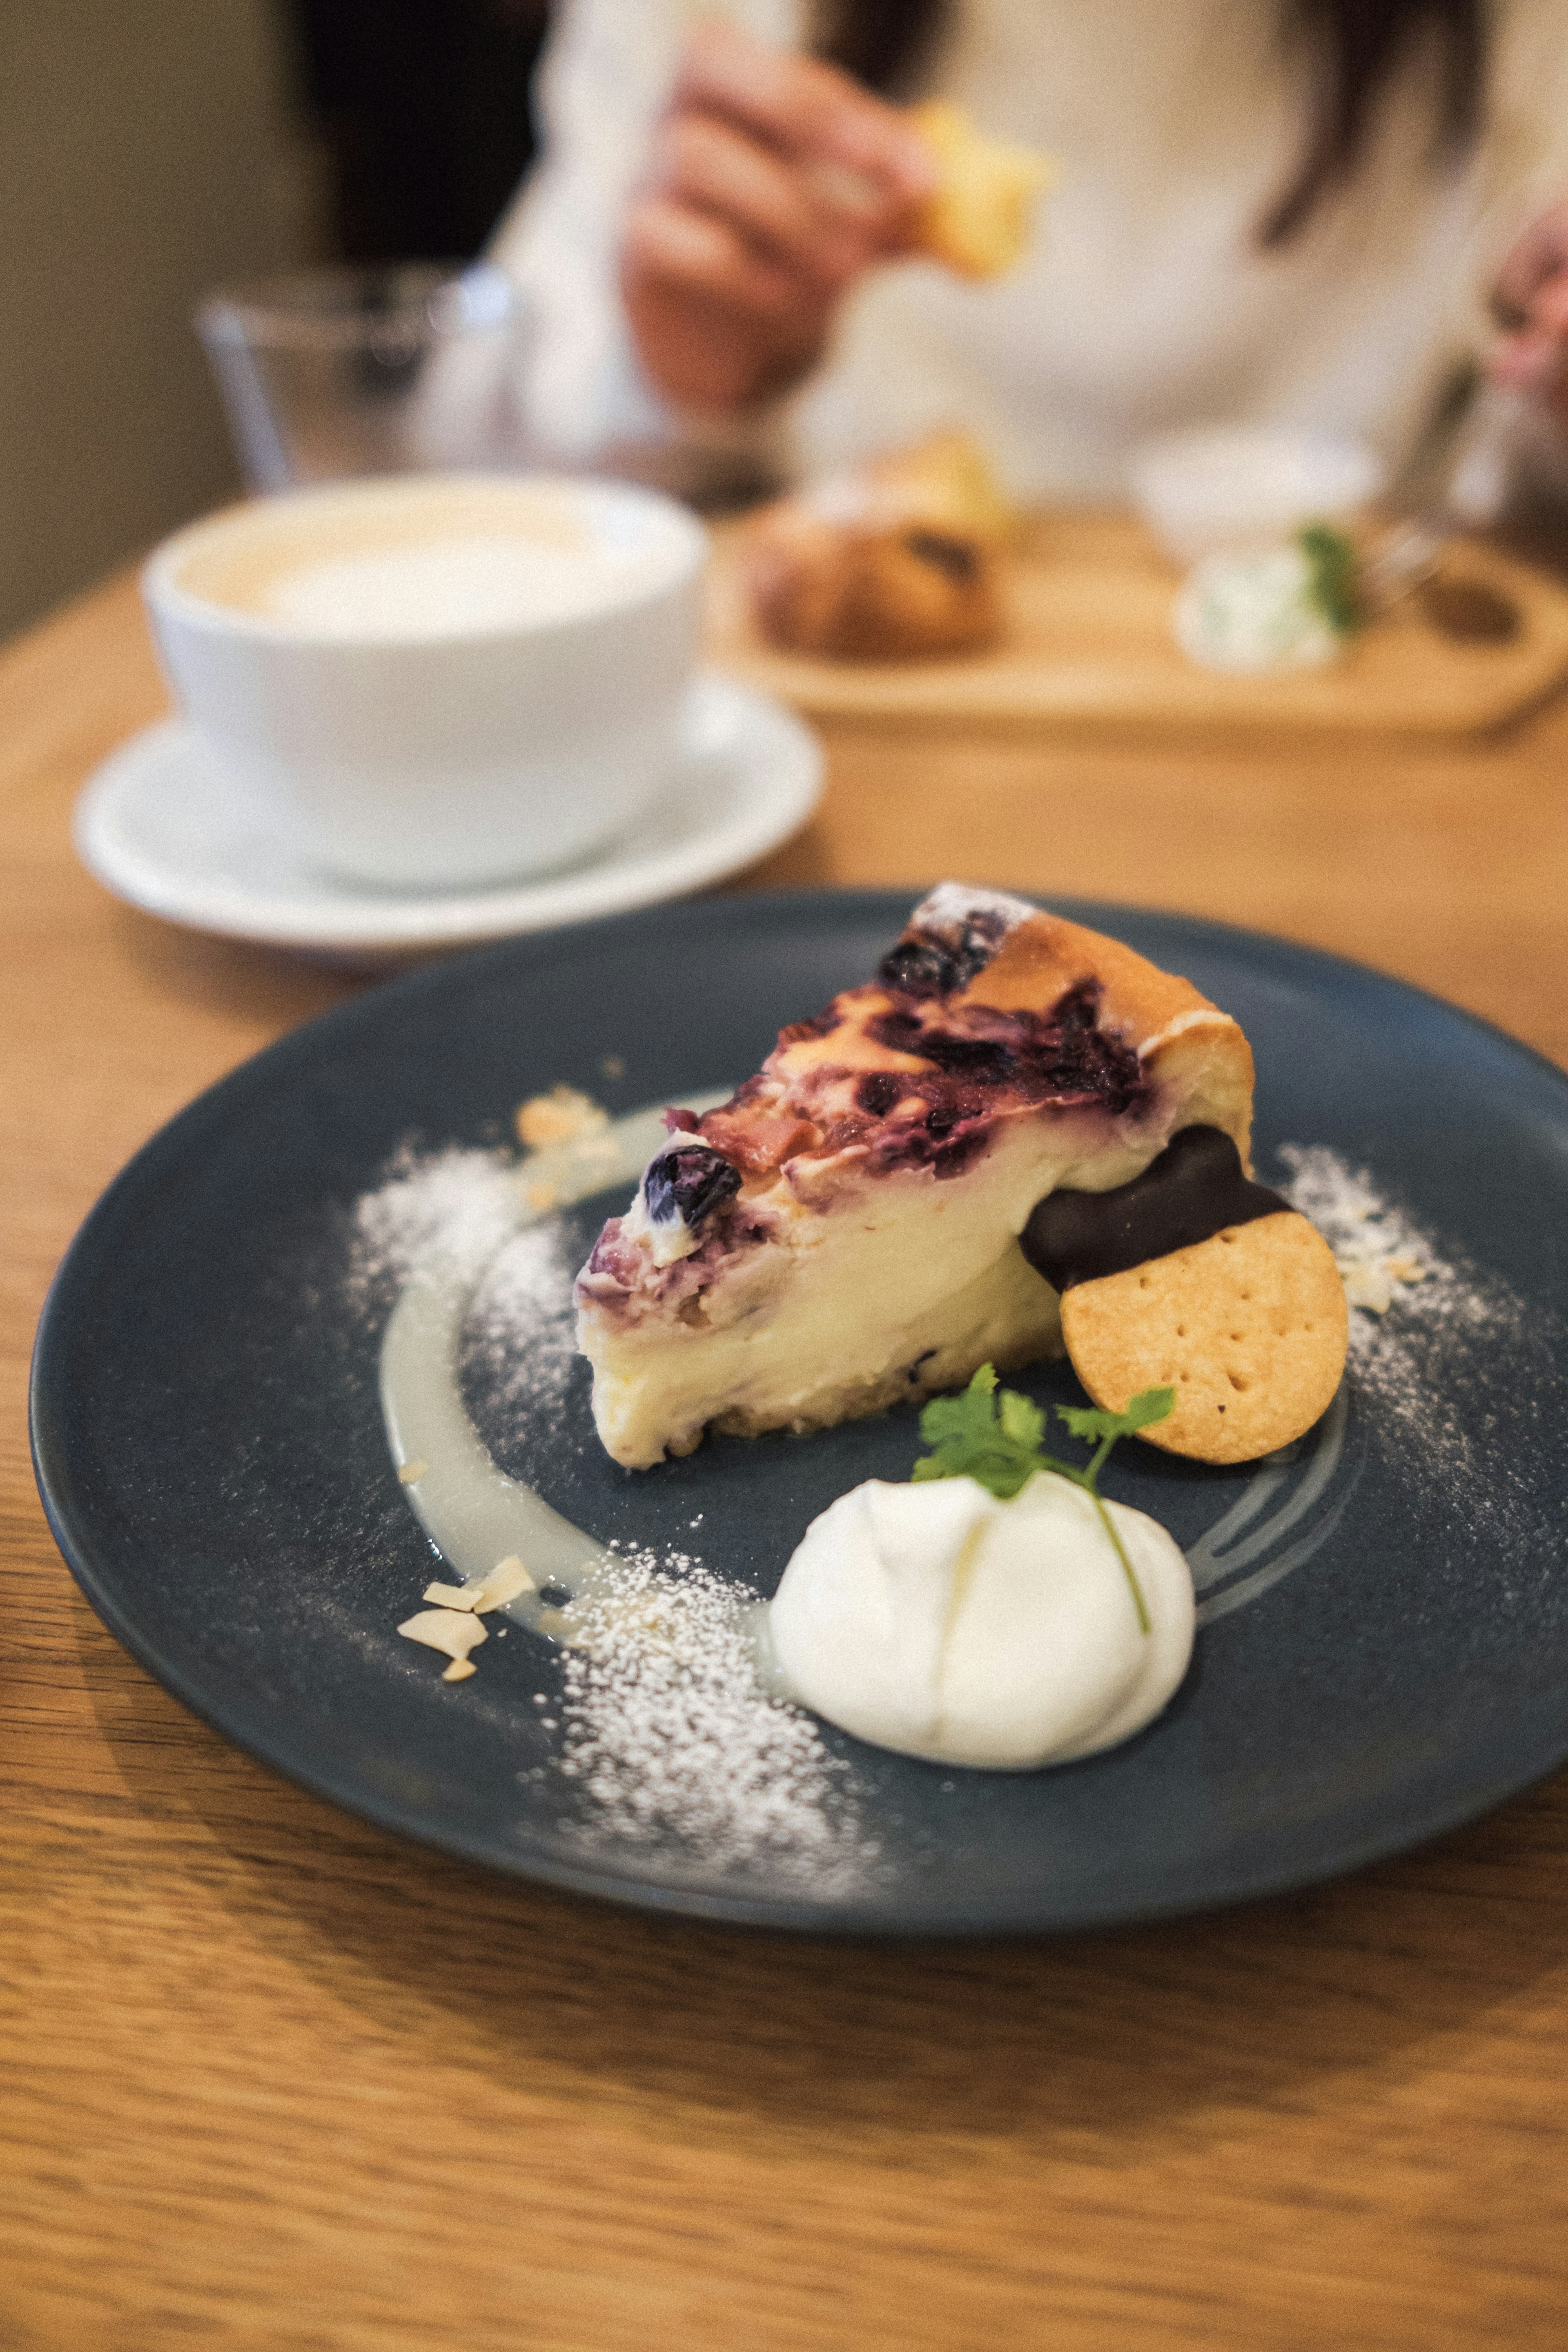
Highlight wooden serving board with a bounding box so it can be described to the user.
[705,505,1568,735]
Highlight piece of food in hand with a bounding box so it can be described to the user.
[1022,1127,1348,1463]
[574,884,1255,1469]
[744,430,1010,660]
[906,101,1058,281]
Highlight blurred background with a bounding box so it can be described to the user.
[0,0,550,641]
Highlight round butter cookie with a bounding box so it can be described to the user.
[1060,1210,1348,1465]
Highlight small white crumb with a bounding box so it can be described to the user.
[1342,1263,1396,1313]
[398,1608,489,1664]
[398,1458,429,1484]
[442,1657,477,1683]
[517,1085,609,1152]
[600,1055,626,1081]
[1340,1254,1430,1314]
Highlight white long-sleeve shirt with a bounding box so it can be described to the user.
[491,0,1568,499]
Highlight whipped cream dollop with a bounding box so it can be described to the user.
[769,1474,1194,1770]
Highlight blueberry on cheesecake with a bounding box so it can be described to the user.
[574,886,1256,1469]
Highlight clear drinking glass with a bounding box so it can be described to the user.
[196,261,536,491]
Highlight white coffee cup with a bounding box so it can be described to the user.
[141,472,708,890]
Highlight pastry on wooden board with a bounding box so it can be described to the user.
[744,431,1012,661]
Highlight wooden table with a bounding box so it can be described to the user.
[4,573,1567,2352]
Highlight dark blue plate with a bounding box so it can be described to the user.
[30,892,1568,1933]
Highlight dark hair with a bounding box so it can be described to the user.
[1261,0,1486,243]
[813,0,949,95]
[811,0,1488,245]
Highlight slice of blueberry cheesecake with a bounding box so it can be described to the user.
[575,886,1255,1469]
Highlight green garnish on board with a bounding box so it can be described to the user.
[1298,523,1360,637]
[912,1365,1175,1633]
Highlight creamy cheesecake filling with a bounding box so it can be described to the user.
[579,1096,1207,1468]
[574,888,1255,1470]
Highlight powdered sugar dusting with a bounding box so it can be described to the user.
[1276,1144,1442,1316]
[555,1545,873,1886]
[1276,1144,1562,1544]
[349,1132,875,1887]
[350,1142,522,1297]
[462,1222,580,1443]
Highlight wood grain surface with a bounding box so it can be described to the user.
[707,506,1568,735]
[4,570,1568,2352]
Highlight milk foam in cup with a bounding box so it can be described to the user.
[141,472,708,890]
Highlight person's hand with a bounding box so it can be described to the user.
[621,20,936,415]
[1490,199,1568,418]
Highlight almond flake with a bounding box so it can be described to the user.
[525,1181,559,1213]
[423,1580,477,1610]
[442,1657,478,1682]
[398,1457,429,1484]
[397,1608,488,1662]
[474,1555,535,1610]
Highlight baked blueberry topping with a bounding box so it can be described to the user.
[866,980,1144,1115]
[876,898,1019,998]
[643,1145,741,1230]
[857,1071,904,1116]
[875,940,960,996]
[906,1030,1011,1078]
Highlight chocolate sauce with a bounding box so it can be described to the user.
[1020,1126,1287,1291]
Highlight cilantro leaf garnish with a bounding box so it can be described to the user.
[1299,523,1360,637]
[912,1363,1048,1500]
[911,1366,1176,1633]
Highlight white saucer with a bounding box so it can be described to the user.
[74,671,823,964]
